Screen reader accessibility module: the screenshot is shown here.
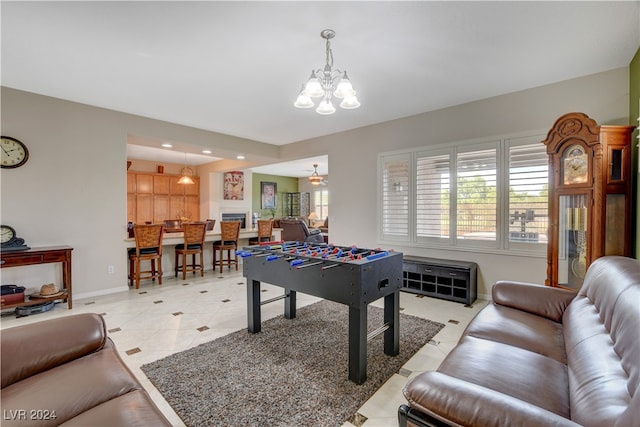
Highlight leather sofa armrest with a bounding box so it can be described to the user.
[492,281,576,322]
[1,313,108,388]
[403,372,581,427]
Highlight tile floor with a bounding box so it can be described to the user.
[0,270,488,427]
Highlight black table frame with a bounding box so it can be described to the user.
[244,246,403,384]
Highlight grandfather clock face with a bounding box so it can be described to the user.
[562,144,588,185]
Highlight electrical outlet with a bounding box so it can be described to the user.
[107,266,115,274]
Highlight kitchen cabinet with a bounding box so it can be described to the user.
[127,172,200,224]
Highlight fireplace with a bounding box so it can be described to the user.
[221,212,247,229]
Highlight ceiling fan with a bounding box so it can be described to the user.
[308,164,328,186]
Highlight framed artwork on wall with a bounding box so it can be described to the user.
[261,181,277,209]
[224,171,244,200]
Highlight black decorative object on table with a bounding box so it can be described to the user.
[0,225,29,251]
[240,241,403,384]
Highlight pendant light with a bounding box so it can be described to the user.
[178,152,195,185]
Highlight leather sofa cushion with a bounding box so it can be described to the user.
[404,371,580,427]
[492,280,576,322]
[437,335,570,418]
[464,303,567,364]
[59,390,171,427]
[563,256,640,426]
[1,341,155,427]
[1,313,107,388]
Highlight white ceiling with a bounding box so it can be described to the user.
[2,1,639,174]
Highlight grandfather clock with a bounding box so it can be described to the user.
[542,112,634,289]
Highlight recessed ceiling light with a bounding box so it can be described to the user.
[202,149,212,154]
[161,143,173,148]
[237,155,245,160]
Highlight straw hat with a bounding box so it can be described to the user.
[33,283,64,298]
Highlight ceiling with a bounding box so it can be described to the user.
[2,2,639,174]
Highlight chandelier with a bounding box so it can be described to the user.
[294,29,360,115]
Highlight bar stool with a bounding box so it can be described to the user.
[175,221,207,280]
[248,219,273,245]
[128,224,164,289]
[212,221,241,273]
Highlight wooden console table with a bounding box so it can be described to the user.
[0,245,73,310]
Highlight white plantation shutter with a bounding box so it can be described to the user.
[507,138,548,247]
[381,154,410,241]
[314,189,329,219]
[456,145,498,244]
[378,133,547,256]
[416,151,451,242]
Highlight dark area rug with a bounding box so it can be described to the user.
[141,299,444,427]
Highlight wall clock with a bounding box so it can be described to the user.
[1,136,29,168]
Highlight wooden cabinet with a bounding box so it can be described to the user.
[136,174,153,193]
[127,172,200,224]
[153,195,170,222]
[402,256,477,306]
[542,112,634,289]
[185,181,199,196]
[136,194,153,224]
[153,175,170,194]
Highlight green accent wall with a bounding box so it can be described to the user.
[252,173,299,218]
[631,47,640,258]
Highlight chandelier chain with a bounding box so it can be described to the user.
[325,37,334,70]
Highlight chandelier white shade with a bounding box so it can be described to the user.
[294,29,360,115]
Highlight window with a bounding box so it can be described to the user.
[506,136,548,248]
[456,145,497,245]
[416,151,450,242]
[380,154,410,242]
[313,189,329,220]
[379,133,548,255]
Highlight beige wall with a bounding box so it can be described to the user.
[1,66,631,300]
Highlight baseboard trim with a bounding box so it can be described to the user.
[73,285,129,301]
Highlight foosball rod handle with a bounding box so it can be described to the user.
[365,251,390,261]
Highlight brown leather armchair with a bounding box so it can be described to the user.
[279,218,324,243]
[318,217,329,233]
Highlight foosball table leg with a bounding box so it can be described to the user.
[247,279,261,333]
[348,306,368,384]
[284,288,296,319]
[384,291,400,356]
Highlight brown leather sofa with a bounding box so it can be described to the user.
[1,313,171,426]
[279,218,324,243]
[399,256,640,427]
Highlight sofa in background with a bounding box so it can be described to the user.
[399,256,640,427]
[318,216,328,233]
[279,218,324,243]
[1,313,171,426]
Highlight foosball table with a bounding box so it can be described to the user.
[239,241,403,384]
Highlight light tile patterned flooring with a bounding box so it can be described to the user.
[0,270,487,427]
